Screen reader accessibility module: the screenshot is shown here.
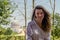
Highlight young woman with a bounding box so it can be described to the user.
[26,5,51,40]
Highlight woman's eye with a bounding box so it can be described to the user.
[37,13,39,14]
[41,12,44,14]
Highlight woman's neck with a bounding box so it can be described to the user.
[35,19,42,27]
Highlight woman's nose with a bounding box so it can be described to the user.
[39,14,42,17]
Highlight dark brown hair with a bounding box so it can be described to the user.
[32,5,51,32]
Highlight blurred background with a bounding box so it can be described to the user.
[0,0,60,40]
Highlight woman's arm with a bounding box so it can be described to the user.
[45,32,51,40]
[26,23,33,40]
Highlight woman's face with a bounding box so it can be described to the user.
[35,9,44,20]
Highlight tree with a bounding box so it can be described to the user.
[0,26,6,35]
[51,13,60,38]
[49,0,56,40]
[0,0,16,25]
[32,0,35,8]
[24,0,27,27]
[4,27,12,35]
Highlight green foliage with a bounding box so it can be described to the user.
[0,0,16,25]
[4,28,12,35]
[0,35,25,40]
[51,36,60,40]
[0,26,6,35]
[51,13,60,39]
[0,25,17,35]
[0,26,25,40]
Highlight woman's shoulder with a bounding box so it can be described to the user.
[28,20,35,26]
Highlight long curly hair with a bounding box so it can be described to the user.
[32,5,51,32]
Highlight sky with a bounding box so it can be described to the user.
[9,0,60,27]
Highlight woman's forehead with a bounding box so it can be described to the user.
[35,9,43,12]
